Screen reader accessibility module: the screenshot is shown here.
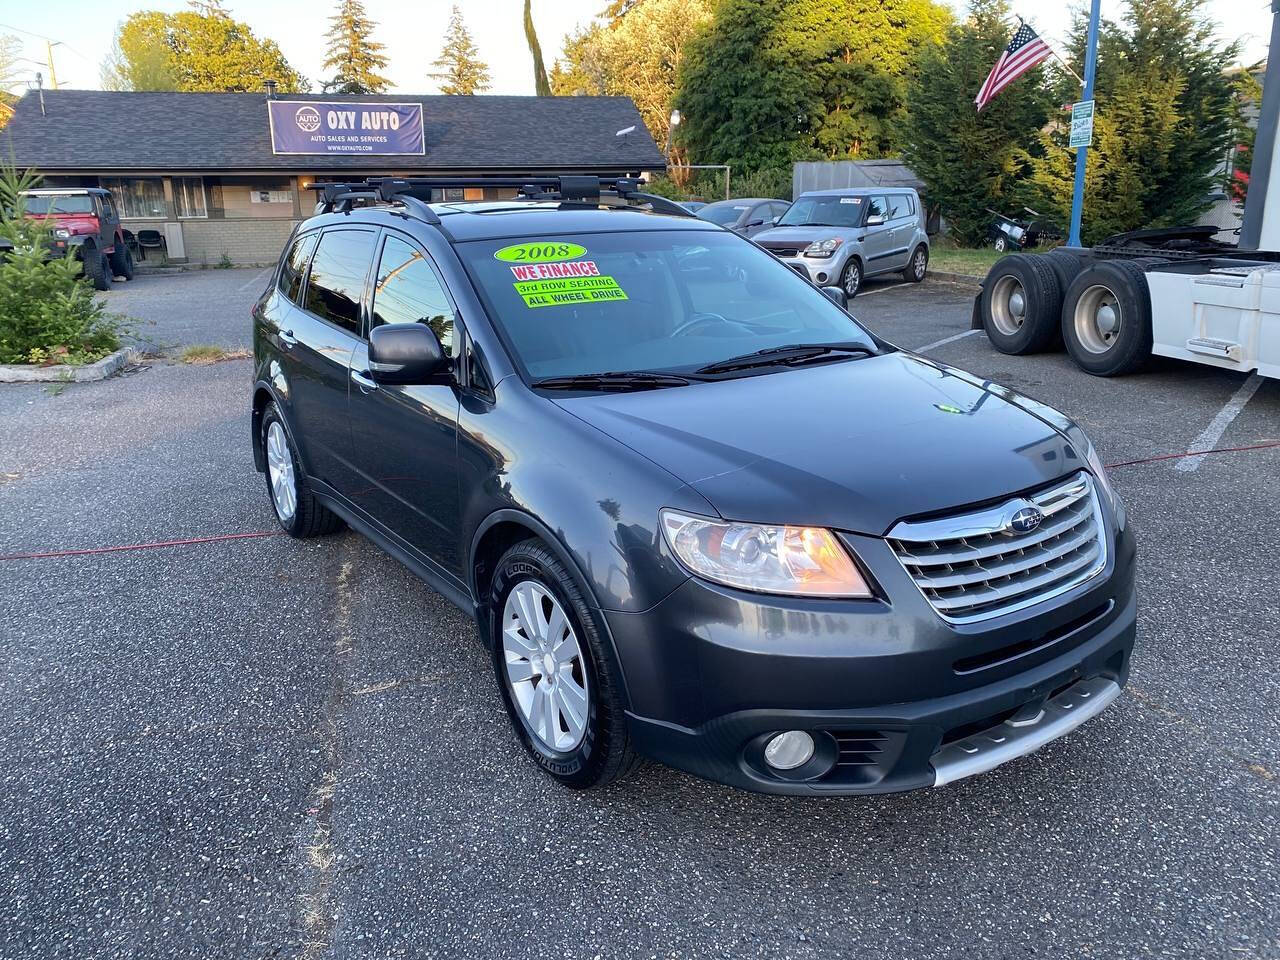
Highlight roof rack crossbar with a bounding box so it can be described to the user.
[307,176,698,220]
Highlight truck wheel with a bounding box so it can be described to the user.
[994,236,1008,253]
[1043,249,1084,297]
[109,243,135,281]
[980,253,1062,354]
[1061,259,1152,376]
[83,247,111,291]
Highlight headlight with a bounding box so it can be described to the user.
[1083,441,1124,525]
[53,228,71,239]
[803,238,843,258]
[660,509,872,597]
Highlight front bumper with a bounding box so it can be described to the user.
[778,255,842,286]
[609,517,1137,795]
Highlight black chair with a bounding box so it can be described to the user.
[135,229,165,260]
[121,229,141,259]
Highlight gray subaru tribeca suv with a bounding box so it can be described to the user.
[251,176,1134,797]
[754,188,930,297]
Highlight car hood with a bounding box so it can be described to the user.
[755,225,862,246]
[27,213,99,235]
[552,352,1085,536]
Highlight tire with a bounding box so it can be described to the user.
[1043,249,1084,298]
[109,242,134,281]
[83,247,111,291]
[904,244,928,282]
[979,253,1062,354]
[259,402,344,537]
[994,236,1008,253]
[1061,259,1152,376]
[840,258,862,298]
[488,539,640,790]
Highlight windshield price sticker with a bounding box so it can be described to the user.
[495,242,587,264]
[839,197,862,204]
[514,275,628,308]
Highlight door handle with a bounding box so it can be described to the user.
[351,369,379,392]
[277,328,297,348]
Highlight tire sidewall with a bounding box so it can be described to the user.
[488,544,608,785]
[260,403,304,536]
[842,258,862,298]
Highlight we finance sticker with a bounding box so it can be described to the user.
[509,259,628,308]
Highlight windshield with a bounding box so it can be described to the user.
[699,203,749,226]
[457,230,877,380]
[22,194,95,215]
[777,196,864,228]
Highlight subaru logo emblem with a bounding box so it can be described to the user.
[1008,506,1044,534]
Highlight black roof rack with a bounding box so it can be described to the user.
[308,176,695,222]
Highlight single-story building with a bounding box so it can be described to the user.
[1,90,666,265]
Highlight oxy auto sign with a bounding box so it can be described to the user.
[267,100,425,155]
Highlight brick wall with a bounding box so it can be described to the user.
[180,219,300,266]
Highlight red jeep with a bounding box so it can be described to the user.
[20,188,135,291]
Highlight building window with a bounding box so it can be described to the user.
[209,177,296,219]
[173,177,207,219]
[102,177,167,220]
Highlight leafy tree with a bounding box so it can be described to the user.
[524,0,551,96]
[901,0,1054,244]
[322,0,389,94]
[1029,0,1238,243]
[102,2,307,94]
[0,166,120,366]
[676,0,950,174]
[551,0,713,164]
[429,5,491,95]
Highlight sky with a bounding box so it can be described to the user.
[1,0,1273,98]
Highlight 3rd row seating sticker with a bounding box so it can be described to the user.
[507,258,629,307]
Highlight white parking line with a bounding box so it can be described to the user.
[857,282,911,298]
[238,267,271,292]
[1174,374,1266,473]
[915,329,981,352]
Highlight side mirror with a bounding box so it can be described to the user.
[368,323,449,384]
[820,286,848,310]
[866,214,886,227]
[771,215,782,225]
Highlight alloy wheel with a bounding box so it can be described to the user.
[265,421,297,521]
[913,249,927,280]
[843,262,861,296]
[501,580,590,753]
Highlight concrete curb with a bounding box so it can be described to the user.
[929,270,983,287]
[0,346,144,383]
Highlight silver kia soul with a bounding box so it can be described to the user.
[754,188,930,297]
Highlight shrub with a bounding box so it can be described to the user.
[0,166,122,365]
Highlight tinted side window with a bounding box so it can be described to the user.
[866,196,889,221]
[371,234,457,356]
[304,229,375,334]
[279,232,318,305]
[887,195,911,219]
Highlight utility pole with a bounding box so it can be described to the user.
[1067,0,1101,248]
[45,40,59,89]
[1239,0,1280,250]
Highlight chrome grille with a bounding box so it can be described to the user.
[888,472,1107,624]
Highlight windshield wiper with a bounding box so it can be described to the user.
[532,371,691,391]
[695,342,875,376]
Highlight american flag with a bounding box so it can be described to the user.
[975,22,1053,112]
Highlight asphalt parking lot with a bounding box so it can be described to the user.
[2,267,1277,959]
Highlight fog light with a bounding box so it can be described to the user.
[764,730,814,770]
[816,272,828,283]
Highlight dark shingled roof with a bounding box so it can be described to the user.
[1,90,667,173]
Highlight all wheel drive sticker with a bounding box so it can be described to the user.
[494,243,628,308]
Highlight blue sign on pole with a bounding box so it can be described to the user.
[1067,0,1102,247]
[267,100,425,156]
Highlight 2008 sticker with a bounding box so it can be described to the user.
[494,242,587,264]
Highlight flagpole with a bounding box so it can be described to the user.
[1067,0,1101,248]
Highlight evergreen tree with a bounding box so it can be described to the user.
[901,0,1053,245]
[429,6,491,95]
[102,4,306,93]
[524,0,551,96]
[1030,0,1238,243]
[676,0,951,174]
[322,0,389,95]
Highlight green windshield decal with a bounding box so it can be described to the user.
[515,275,628,308]
[494,241,588,264]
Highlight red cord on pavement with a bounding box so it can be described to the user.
[1105,439,1280,469]
[0,530,282,562]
